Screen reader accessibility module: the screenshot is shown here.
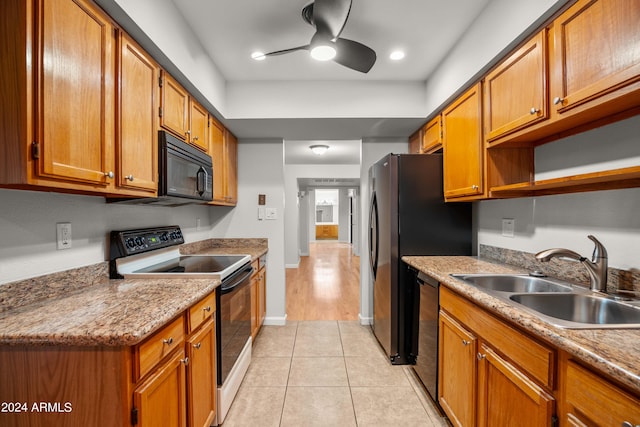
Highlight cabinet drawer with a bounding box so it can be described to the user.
[136,315,185,380]
[440,287,555,389]
[188,292,216,333]
[565,360,640,426]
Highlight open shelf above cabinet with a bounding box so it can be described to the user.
[490,166,640,197]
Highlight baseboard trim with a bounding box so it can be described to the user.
[285,263,299,269]
[263,315,287,326]
[358,314,373,325]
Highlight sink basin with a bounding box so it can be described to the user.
[509,293,640,327]
[452,274,573,293]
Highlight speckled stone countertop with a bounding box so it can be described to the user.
[402,256,640,395]
[0,238,268,347]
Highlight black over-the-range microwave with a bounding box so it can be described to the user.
[109,131,213,206]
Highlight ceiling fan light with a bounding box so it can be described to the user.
[251,51,266,61]
[310,144,329,155]
[310,44,336,61]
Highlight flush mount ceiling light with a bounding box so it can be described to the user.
[310,144,329,155]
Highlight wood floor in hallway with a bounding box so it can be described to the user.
[286,241,360,321]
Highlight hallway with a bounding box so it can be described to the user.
[286,241,360,321]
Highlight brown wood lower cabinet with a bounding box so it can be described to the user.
[439,287,556,427]
[250,258,267,341]
[0,291,217,427]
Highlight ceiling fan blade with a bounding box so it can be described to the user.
[333,38,376,73]
[312,0,352,39]
[263,45,310,57]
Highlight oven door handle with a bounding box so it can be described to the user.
[220,265,254,294]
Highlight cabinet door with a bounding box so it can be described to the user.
[477,343,555,427]
[224,129,238,204]
[189,101,209,152]
[408,129,422,154]
[134,349,187,427]
[187,319,216,427]
[443,83,484,200]
[160,71,189,139]
[484,30,547,143]
[438,310,477,427]
[551,0,640,114]
[36,0,115,187]
[250,271,260,340]
[117,32,158,195]
[209,117,227,204]
[564,359,640,427]
[258,268,266,327]
[422,115,443,153]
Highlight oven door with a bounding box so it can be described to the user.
[216,263,253,385]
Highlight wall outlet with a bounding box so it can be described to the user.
[56,222,72,250]
[501,218,515,238]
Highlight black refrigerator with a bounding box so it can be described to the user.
[368,153,471,365]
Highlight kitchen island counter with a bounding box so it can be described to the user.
[403,255,640,395]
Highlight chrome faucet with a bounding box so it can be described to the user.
[535,235,608,293]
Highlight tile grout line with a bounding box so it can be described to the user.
[278,321,298,427]
[338,321,360,427]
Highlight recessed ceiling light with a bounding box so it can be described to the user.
[251,51,266,61]
[390,50,405,61]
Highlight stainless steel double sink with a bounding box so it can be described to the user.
[451,274,640,329]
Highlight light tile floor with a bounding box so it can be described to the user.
[221,320,449,427]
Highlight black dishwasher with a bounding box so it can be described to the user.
[410,266,441,405]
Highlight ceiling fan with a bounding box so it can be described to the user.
[257,0,377,73]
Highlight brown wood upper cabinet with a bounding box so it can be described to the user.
[487,0,640,147]
[484,30,547,143]
[116,32,159,195]
[0,0,117,193]
[209,118,238,206]
[442,83,484,200]
[160,71,209,153]
[422,115,443,153]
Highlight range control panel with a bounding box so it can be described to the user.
[109,225,184,259]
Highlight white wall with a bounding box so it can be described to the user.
[209,139,287,325]
[0,189,213,285]
[477,116,640,271]
[359,139,409,323]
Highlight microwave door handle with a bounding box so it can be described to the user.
[196,166,207,196]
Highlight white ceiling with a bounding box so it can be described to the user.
[167,0,492,163]
[172,0,492,82]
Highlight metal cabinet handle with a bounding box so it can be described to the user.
[462,339,470,346]
[553,96,564,105]
[530,107,540,115]
[193,342,201,350]
[162,337,174,345]
[471,185,479,190]
[104,171,114,179]
[125,175,134,181]
[203,306,211,312]
[620,422,640,427]
[477,353,486,361]
[180,357,189,365]
[193,136,199,142]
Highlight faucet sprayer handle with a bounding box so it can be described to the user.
[587,235,607,260]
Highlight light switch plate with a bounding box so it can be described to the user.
[265,208,277,220]
[501,218,515,238]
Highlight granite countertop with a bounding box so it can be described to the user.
[403,255,640,395]
[0,238,268,347]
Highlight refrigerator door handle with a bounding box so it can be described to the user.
[369,191,379,279]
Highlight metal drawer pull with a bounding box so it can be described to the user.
[193,342,201,350]
[462,339,470,346]
[203,306,211,312]
[477,353,486,361]
[162,337,174,345]
[180,357,189,366]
